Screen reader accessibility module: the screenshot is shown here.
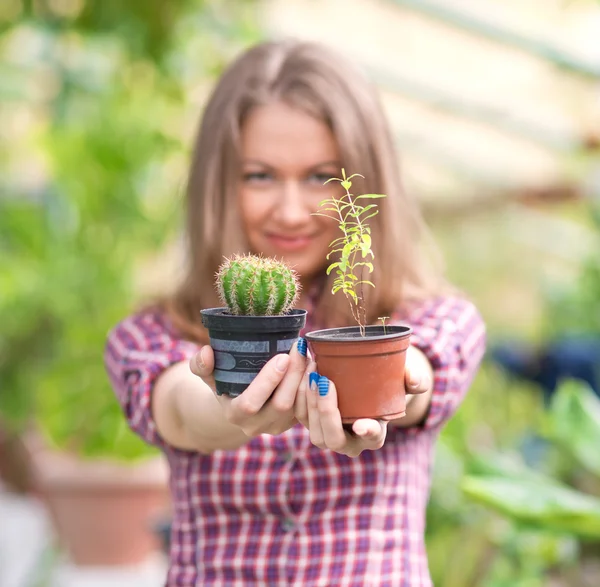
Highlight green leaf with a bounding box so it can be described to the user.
[361,233,371,247]
[547,380,600,477]
[355,262,374,272]
[326,262,339,275]
[466,452,563,486]
[355,194,386,199]
[360,211,380,222]
[360,243,374,258]
[360,204,378,214]
[342,242,354,258]
[462,476,600,538]
[327,247,344,256]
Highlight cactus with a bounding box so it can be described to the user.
[216,254,300,316]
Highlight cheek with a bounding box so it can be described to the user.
[239,190,267,231]
[315,221,339,251]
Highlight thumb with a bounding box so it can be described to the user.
[405,363,430,394]
[190,345,214,378]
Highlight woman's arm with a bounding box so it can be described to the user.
[152,361,250,453]
[153,345,308,453]
[105,311,308,455]
[393,296,486,431]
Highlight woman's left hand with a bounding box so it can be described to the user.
[294,345,434,456]
[294,359,388,458]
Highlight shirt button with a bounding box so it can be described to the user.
[281,518,296,532]
[280,451,294,462]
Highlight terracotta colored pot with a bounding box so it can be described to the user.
[27,434,170,566]
[305,324,412,423]
[0,428,34,494]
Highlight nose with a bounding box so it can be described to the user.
[275,179,309,226]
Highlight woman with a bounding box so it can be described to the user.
[105,39,486,586]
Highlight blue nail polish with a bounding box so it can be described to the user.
[297,337,307,357]
[309,372,319,390]
[318,375,329,397]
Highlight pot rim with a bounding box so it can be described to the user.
[200,307,307,319]
[305,324,411,343]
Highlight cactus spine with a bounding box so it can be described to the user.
[216,254,300,316]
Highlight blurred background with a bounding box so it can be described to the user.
[1,0,599,585]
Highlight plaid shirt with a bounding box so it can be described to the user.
[105,295,485,586]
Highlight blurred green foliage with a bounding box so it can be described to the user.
[1,0,598,583]
[460,381,600,585]
[0,0,259,458]
[428,158,600,585]
[426,372,600,586]
[539,194,600,340]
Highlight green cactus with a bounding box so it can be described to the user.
[216,254,300,316]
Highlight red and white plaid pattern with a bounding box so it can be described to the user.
[105,296,485,586]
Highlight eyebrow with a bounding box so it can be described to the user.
[241,160,342,170]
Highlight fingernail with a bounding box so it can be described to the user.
[297,337,307,357]
[276,354,289,372]
[409,375,421,388]
[318,375,329,397]
[195,349,206,370]
[309,372,319,391]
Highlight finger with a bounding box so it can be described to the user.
[295,359,316,426]
[190,346,216,391]
[267,337,309,414]
[404,364,431,395]
[307,371,324,447]
[315,376,347,452]
[352,419,387,449]
[352,418,381,437]
[230,353,290,419]
[190,345,213,376]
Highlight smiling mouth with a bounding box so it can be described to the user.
[266,234,315,251]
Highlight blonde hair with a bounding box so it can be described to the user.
[163,39,446,343]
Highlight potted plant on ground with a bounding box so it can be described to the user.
[305,169,412,423]
[29,315,171,567]
[200,254,307,398]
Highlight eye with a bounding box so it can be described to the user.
[306,172,335,185]
[242,171,274,184]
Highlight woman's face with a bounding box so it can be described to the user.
[239,101,342,287]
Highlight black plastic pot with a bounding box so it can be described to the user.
[200,308,307,397]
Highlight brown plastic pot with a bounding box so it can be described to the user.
[305,324,412,423]
[25,433,170,566]
[0,427,34,494]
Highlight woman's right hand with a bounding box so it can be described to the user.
[189,339,308,437]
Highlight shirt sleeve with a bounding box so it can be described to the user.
[394,296,486,432]
[104,311,200,450]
